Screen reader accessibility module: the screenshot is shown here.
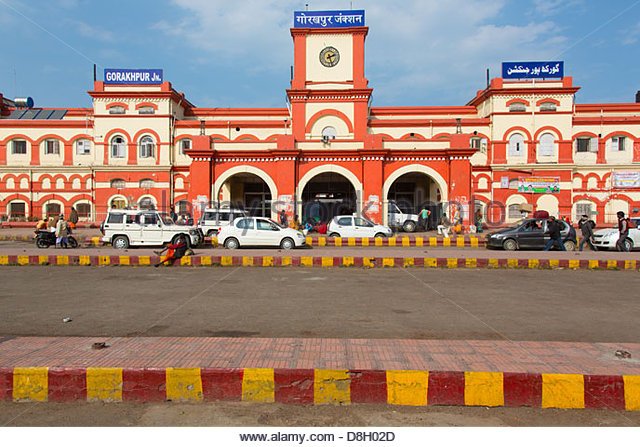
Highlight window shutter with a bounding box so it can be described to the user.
[611,137,619,151]
[589,138,598,153]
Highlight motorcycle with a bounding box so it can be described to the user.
[34,230,79,249]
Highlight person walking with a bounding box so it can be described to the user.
[169,205,178,222]
[418,206,430,231]
[279,209,288,227]
[69,206,79,229]
[437,213,451,238]
[55,215,69,248]
[543,216,566,251]
[475,209,484,234]
[616,211,631,252]
[578,214,597,251]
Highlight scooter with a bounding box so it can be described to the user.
[34,230,79,249]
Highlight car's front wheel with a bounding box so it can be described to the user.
[502,238,518,251]
[624,238,634,251]
[563,240,576,251]
[224,237,239,249]
[402,220,417,233]
[280,237,295,250]
[374,232,387,238]
[112,236,129,250]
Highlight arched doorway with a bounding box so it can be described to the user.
[301,172,358,224]
[384,171,445,230]
[215,172,273,217]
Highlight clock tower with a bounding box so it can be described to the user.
[288,10,371,141]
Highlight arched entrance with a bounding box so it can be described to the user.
[300,172,358,224]
[383,165,448,228]
[214,172,273,217]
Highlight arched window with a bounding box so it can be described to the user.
[110,178,126,189]
[75,139,91,155]
[43,139,61,155]
[110,136,126,158]
[180,138,192,154]
[110,197,127,209]
[508,133,525,156]
[139,136,155,158]
[75,203,91,219]
[507,204,522,219]
[538,133,555,157]
[108,105,125,115]
[540,102,557,112]
[55,178,65,189]
[45,203,62,217]
[8,201,26,218]
[11,139,27,155]
[6,178,15,189]
[139,197,155,210]
[139,178,154,189]
[509,102,526,112]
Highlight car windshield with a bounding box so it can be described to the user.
[159,213,175,225]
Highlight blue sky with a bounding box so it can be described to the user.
[1,0,639,109]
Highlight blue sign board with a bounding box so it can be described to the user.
[502,61,564,79]
[104,68,163,84]
[294,10,365,28]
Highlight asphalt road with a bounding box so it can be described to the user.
[1,267,639,342]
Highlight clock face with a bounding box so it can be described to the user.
[319,46,340,67]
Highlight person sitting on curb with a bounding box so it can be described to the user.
[437,213,451,238]
[154,237,188,267]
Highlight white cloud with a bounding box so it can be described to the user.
[66,19,116,42]
[158,0,570,105]
[622,21,640,45]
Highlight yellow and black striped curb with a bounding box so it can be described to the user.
[1,366,638,410]
[0,254,637,270]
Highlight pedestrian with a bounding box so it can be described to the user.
[69,206,79,229]
[154,236,188,267]
[543,216,566,251]
[55,215,69,248]
[418,206,431,231]
[577,214,597,251]
[279,209,288,227]
[290,214,301,230]
[437,213,451,238]
[169,205,178,222]
[616,211,631,252]
[475,209,484,234]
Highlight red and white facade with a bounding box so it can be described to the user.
[1,22,639,226]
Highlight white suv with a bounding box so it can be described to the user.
[198,207,247,237]
[101,209,201,249]
[387,201,419,232]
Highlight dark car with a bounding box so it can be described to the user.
[485,218,576,251]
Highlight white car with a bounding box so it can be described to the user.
[101,209,201,249]
[592,218,640,251]
[217,217,306,249]
[327,215,393,238]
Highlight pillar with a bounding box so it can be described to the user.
[361,134,385,224]
[63,142,73,166]
[186,135,213,220]
[274,135,297,224]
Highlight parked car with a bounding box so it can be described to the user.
[100,209,201,249]
[217,217,306,249]
[592,218,640,251]
[387,201,419,232]
[198,207,247,237]
[485,218,576,251]
[327,215,393,238]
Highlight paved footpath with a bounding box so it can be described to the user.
[1,336,639,409]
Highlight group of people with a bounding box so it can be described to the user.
[279,210,328,235]
[34,207,79,248]
[542,211,631,252]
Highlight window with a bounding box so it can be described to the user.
[12,140,27,155]
[139,136,155,158]
[508,204,522,219]
[508,102,526,112]
[138,106,155,115]
[139,197,155,210]
[337,217,353,226]
[45,203,61,217]
[236,218,254,229]
[180,139,192,154]
[9,202,26,218]
[508,134,525,156]
[538,133,555,157]
[576,203,592,218]
[75,203,91,219]
[257,219,278,231]
[107,213,124,223]
[141,213,158,225]
[354,217,373,227]
[612,136,626,151]
[75,139,91,155]
[540,102,557,112]
[44,139,60,155]
[111,178,126,189]
[110,198,127,209]
[139,178,154,189]
[218,212,231,223]
[111,136,126,158]
[176,200,190,215]
[471,137,488,154]
[576,137,598,153]
[108,106,125,115]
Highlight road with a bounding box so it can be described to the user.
[1,267,639,342]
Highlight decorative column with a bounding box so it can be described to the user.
[361,134,385,224]
[558,140,574,164]
[448,134,473,227]
[63,142,73,166]
[185,135,213,220]
[274,134,298,223]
